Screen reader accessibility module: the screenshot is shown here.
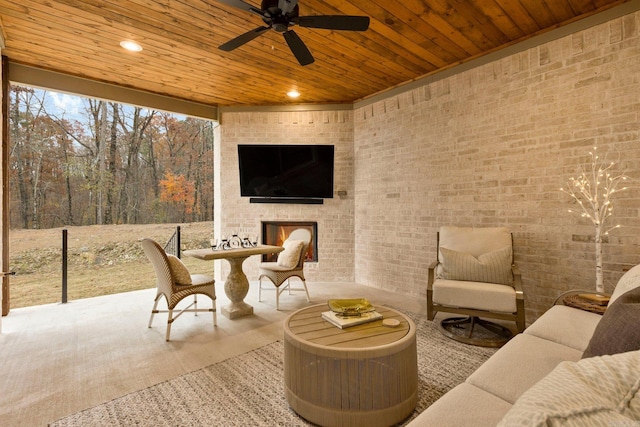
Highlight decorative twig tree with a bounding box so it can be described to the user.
[560,146,629,295]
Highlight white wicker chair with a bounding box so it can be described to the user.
[258,228,312,310]
[142,238,217,341]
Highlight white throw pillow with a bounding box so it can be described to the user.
[497,350,640,426]
[440,245,513,285]
[277,240,305,269]
[166,254,192,285]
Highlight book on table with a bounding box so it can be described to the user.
[577,293,610,305]
[322,310,383,329]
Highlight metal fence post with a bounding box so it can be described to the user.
[163,225,181,258]
[62,229,67,303]
[176,225,181,259]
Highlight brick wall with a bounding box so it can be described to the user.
[218,10,640,322]
[354,10,640,322]
[215,111,355,283]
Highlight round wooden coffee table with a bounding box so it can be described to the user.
[283,304,418,427]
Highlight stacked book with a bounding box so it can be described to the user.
[322,310,383,329]
[578,293,610,305]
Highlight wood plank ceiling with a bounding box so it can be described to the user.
[0,0,632,107]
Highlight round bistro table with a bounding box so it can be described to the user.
[283,304,418,427]
[183,245,283,319]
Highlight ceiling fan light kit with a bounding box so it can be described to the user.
[217,0,370,66]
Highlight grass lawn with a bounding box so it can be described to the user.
[9,222,214,308]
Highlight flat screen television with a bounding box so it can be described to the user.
[238,144,334,201]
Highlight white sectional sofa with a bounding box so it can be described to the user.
[409,264,640,426]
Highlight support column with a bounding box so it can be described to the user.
[213,122,223,283]
[1,51,10,317]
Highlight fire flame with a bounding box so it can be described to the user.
[264,224,314,262]
[279,227,288,246]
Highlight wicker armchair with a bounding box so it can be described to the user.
[258,228,312,310]
[427,226,525,347]
[142,238,217,341]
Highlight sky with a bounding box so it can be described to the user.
[16,85,189,124]
[48,91,84,119]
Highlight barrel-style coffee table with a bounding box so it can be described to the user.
[283,304,418,427]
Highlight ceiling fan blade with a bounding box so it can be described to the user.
[283,30,314,66]
[298,15,370,31]
[215,0,264,17]
[219,26,270,51]
[278,0,298,15]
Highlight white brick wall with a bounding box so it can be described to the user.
[218,10,640,322]
[354,10,640,322]
[215,111,355,283]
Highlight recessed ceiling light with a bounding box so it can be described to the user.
[287,90,300,98]
[120,40,143,52]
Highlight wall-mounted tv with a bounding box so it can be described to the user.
[238,144,334,202]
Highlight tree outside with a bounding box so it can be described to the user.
[9,85,215,228]
[8,85,217,308]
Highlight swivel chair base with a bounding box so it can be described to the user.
[438,316,514,348]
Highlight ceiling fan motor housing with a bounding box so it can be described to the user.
[219,0,369,66]
[260,0,299,32]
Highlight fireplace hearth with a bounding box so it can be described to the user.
[261,221,318,262]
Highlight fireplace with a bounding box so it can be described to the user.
[262,221,318,262]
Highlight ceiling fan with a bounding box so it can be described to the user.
[217,0,370,66]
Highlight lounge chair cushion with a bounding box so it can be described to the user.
[440,246,513,285]
[277,239,304,269]
[433,279,517,313]
[167,254,192,285]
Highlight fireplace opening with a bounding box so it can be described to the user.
[261,221,318,262]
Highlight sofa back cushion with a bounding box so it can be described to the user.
[610,263,640,304]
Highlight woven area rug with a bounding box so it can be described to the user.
[50,310,497,426]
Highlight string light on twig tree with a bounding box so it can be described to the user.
[560,146,630,295]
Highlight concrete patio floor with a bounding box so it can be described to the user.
[0,280,424,427]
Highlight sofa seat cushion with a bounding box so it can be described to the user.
[432,279,516,313]
[524,305,601,352]
[408,383,512,427]
[497,350,640,426]
[467,334,583,404]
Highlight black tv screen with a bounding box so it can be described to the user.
[238,144,334,199]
